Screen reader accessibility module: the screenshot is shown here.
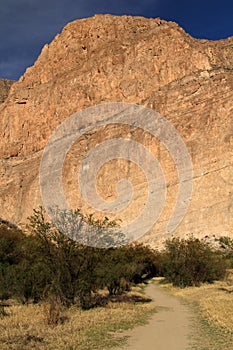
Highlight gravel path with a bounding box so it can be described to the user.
[115,282,194,350]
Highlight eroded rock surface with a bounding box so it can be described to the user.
[0,15,232,246]
[0,79,15,104]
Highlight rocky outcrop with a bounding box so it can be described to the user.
[0,79,15,104]
[0,15,232,246]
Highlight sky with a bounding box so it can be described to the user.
[0,0,232,80]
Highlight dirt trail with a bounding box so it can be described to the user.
[115,282,194,350]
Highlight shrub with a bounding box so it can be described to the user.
[0,225,23,265]
[217,236,233,268]
[26,207,123,308]
[162,237,227,287]
[95,243,160,295]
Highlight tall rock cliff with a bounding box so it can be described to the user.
[0,15,232,246]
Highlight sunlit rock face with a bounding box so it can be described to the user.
[0,14,232,247]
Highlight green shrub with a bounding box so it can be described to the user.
[95,243,160,296]
[2,209,230,304]
[0,225,23,265]
[217,236,233,268]
[162,237,227,287]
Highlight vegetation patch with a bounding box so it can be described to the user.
[1,208,233,349]
[0,288,155,350]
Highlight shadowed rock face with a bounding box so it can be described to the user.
[0,79,15,104]
[0,14,232,246]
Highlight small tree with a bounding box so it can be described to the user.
[162,237,227,287]
[26,207,126,308]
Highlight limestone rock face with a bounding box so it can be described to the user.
[0,15,232,246]
[0,79,15,104]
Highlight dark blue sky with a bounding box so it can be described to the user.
[0,0,232,80]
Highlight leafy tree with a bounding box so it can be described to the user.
[162,237,227,287]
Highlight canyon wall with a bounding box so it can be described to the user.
[0,15,232,246]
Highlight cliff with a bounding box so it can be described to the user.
[0,14,232,246]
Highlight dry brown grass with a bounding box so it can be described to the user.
[158,271,233,349]
[160,271,233,332]
[0,289,155,350]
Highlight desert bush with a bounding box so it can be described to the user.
[0,225,23,265]
[26,208,121,308]
[95,243,160,295]
[96,250,133,295]
[162,237,227,287]
[0,208,161,308]
[217,236,233,268]
[26,208,89,306]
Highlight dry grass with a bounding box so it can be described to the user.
[158,271,233,349]
[0,289,155,350]
[160,271,233,332]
